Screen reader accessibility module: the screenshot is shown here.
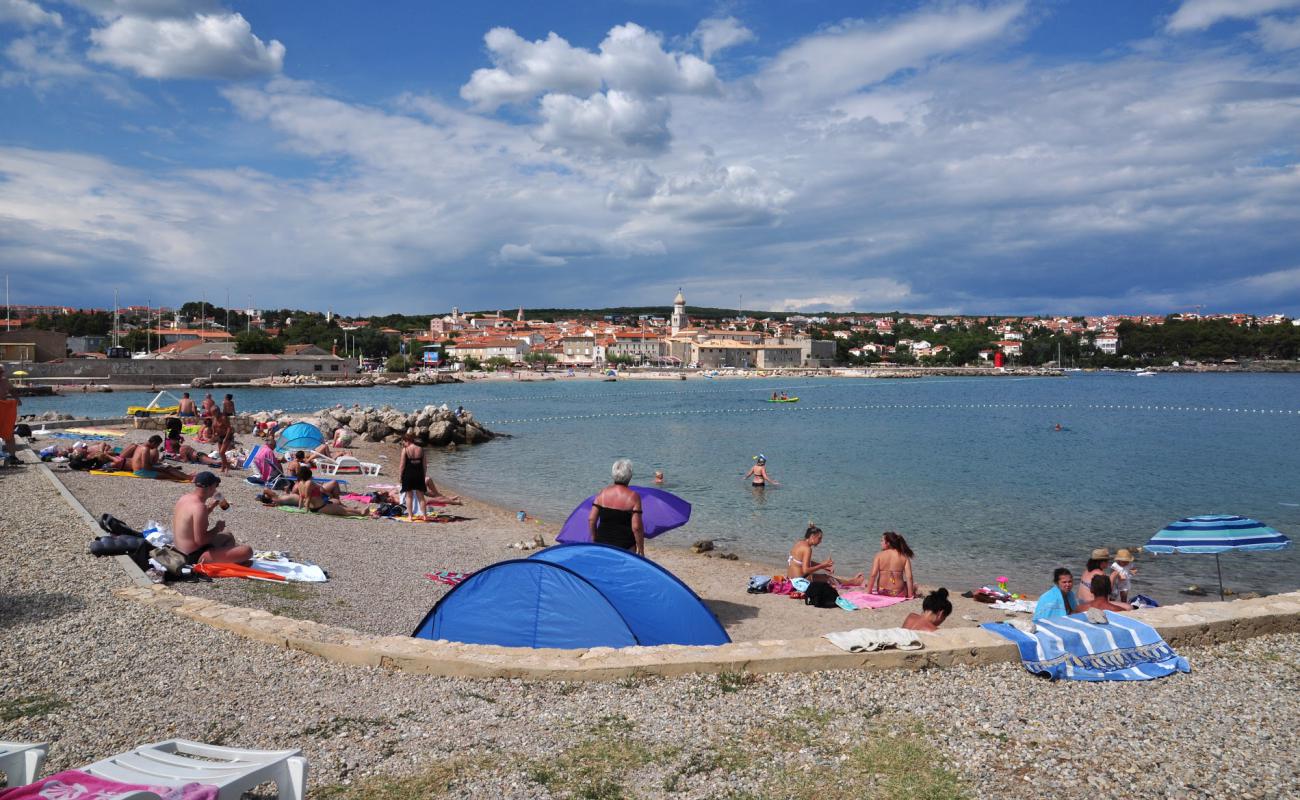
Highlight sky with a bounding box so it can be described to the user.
[1,0,1299,317]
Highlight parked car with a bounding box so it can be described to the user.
[106,346,131,359]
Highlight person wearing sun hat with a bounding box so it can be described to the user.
[1076,547,1112,603]
[1109,548,1138,604]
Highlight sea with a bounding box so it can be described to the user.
[23,372,1300,600]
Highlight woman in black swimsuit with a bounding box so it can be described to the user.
[398,432,426,522]
[586,458,644,555]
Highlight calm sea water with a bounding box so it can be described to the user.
[25,373,1300,598]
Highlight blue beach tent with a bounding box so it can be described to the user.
[411,543,730,649]
[276,421,324,452]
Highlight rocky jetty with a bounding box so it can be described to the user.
[246,372,457,388]
[249,403,496,446]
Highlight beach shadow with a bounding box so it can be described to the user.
[703,598,759,626]
[0,591,87,628]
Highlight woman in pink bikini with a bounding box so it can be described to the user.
[867,531,916,598]
[787,525,864,585]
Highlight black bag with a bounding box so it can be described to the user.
[98,513,140,538]
[804,581,840,609]
[14,423,32,438]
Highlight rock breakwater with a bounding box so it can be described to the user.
[250,404,497,447]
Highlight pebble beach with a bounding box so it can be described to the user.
[4,424,1300,799]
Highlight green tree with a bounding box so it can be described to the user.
[524,352,559,372]
[385,354,411,372]
[235,329,285,354]
[121,329,151,353]
[485,355,512,371]
[461,355,482,372]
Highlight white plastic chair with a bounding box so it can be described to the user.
[316,455,381,476]
[81,739,308,800]
[0,740,48,786]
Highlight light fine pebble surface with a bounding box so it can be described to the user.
[3,453,1300,799]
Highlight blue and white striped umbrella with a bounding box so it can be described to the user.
[1145,515,1291,554]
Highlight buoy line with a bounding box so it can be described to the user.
[484,402,1300,426]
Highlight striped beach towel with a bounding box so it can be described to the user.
[982,612,1190,681]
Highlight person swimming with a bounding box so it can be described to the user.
[744,455,779,487]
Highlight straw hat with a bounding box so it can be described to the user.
[1090,547,1111,560]
[1114,548,1134,562]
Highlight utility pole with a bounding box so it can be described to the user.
[5,274,10,332]
[247,294,252,333]
[225,288,230,333]
[113,288,119,347]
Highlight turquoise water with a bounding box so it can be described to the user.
[24,374,1300,598]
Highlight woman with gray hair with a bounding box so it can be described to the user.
[587,458,645,555]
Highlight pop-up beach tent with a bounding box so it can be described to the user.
[276,421,324,452]
[411,543,730,649]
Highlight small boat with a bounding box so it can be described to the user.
[767,397,800,403]
[127,390,183,416]
[1134,370,1156,377]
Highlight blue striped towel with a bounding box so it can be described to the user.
[982,612,1190,681]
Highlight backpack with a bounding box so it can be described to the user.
[804,581,840,609]
[98,513,140,538]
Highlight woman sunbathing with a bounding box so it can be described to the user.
[292,466,374,517]
[903,588,952,632]
[787,525,864,585]
[866,531,916,598]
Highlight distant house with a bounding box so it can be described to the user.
[1094,333,1120,355]
[283,343,332,357]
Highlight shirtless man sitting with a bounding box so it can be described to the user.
[177,392,198,418]
[1074,575,1129,614]
[130,435,189,480]
[173,472,252,565]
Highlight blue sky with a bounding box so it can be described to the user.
[2,0,1300,317]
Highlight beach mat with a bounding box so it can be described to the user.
[90,469,191,483]
[64,427,125,437]
[837,590,912,610]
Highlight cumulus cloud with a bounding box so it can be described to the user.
[691,17,754,60]
[1166,0,1300,32]
[462,22,718,111]
[2,32,146,103]
[0,0,62,27]
[68,0,221,18]
[759,1,1027,105]
[535,90,671,155]
[88,11,284,79]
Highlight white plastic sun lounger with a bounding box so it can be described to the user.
[0,740,48,786]
[315,454,381,476]
[81,739,307,800]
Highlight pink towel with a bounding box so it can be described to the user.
[0,770,218,800]
[341,493,373,503]
[838,590,911,610]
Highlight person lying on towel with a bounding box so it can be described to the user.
[130,435,189,481]
[174,472,252,565]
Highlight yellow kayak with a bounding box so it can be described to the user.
[127,404,180,416]
[766,397,800,403]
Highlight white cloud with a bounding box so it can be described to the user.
[758,1,1027,105]
[0,0,62,27]
[88,11,284,79]
[1166,0,1300,32]
[2,32,146,103]
[1257,15,1300,49]
[778,281,913,312]
[536,90,671,155]
[692,17,754,60]
[69,0,221,18]
[498,243,567,266]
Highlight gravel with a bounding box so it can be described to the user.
[4,458,1300,799]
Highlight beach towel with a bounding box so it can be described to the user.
[991,599,1038,614]
[190,562,287,582]
[90,469,190,482]
[981,611,1190,681]
[63,427,124,437]
[389,514,468,523]
[424,570,471,586]
[341,492,375,503]
[0,769,218,800]
[837,590,911,610]
[44,431,115,441]
[276,506,371,520]
[823,627,924,653]
[251,557,327,582]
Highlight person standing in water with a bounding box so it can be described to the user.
[744,455,779,487]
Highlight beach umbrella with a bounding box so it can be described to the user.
[556,486,692,544]
[276,421,324,452]
[1144,515,1291,600]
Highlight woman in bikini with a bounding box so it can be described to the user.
[587,458,644,555]
[744,455,779,487]
[787,525,864,585]
[867,531,916,598]
[902,588,952,631]
[292,466,372,517]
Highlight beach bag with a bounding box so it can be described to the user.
[768,577,792,595]
[375,502,404,517]
[805,582,840,609]
[747,575,772,594]
[150,545,188,579]
[98,513,140,538]
[14,423,32,438]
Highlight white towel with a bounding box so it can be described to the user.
[991,599,1038,614]
[823,627,924,653]
[250,557,327,583]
